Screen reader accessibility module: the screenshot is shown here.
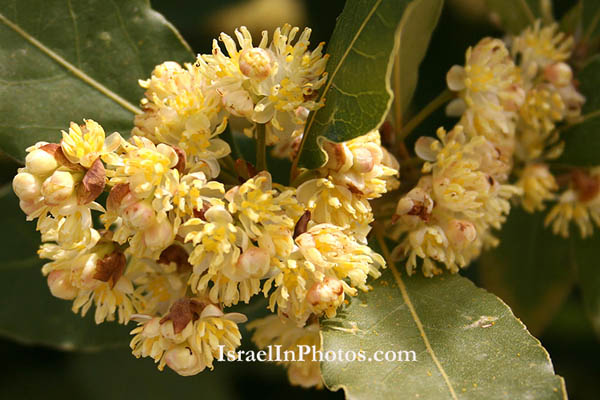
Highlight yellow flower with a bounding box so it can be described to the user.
[40,237,144,324]
[197,24,328,142]
[512,21,573,82]
[249,316,323,388]
[130,301,246,376]
[61,119,121,168]
[517,163,557,212]
[296,178,373,241]
[447,37,524,116]
[323,130,400,198]
[133,61,230,174]
[264,223,384,324]
[103,136,179,199]
[225,171,303,257]
[545,169,600,238]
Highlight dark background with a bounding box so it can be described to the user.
[1,0,598,399]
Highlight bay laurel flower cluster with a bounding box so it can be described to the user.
[390,20,587,276]
[12,24,398,388]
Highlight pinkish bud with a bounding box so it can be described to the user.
[19,199,43,216]
[144,218,173,251]
[47,270,78,300]
[12,172,41,202]
[41,170,75,205]
[544,62,573,87]
[123,200,155,230]
[446,219,477,246]
[352,147,375,173]
[229,246,270,280]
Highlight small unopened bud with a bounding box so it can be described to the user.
[19,199,43,216]
[106,183,132,213]
[446,219,477,246]
[352,147,375,173]
[47,270,78,300]
[544,62,573,87]
[25,148,58,176]
[41,170,75,205]
[229,246,270,280]
[307,277,344,317]
[222,90,254,117]
[13,172,41,202]
[164,346,206,376]
[123,200,155,230]
[239,47,273,81]
[144,218,173,251]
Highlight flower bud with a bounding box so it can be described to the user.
[446,219,477,246]
[227,246,271,280]
[47,270,78,300]
[123,200,155,230]
[164,345,206,376]
[239,47,273,81]
[352,147,375,173]
[25,148,58,176]
[12,172,41,201]
[19,199,43,216]
[41,170,75,205]
[544,62,572,87]
[144,218,173,251]
[222,90,254,117]
[306,277,344,317]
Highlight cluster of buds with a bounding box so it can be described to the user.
[12,25,401,388]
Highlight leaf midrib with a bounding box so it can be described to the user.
[0,11,142,115]
[375,227,459,400]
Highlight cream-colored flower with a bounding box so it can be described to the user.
[225,171,302,257]
[130,300,246,376]
[545,169,600,238]
[512,21,573,82]
[197,24,328,143]
[61,119,121,168]
[40,236,143,324]
[323,130,400,198]
[133,61,230,175]
[296,178,373,241]
[517,163,557,212]
[264,223,384,324]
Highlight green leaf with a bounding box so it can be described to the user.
[0,0,194,162]
[0,186,130,349]
[479,208,575,335]
[296,0,417,169]
[557,55,600,166]
[571,232,600,338]
[320,268,567,399]
[484,0,545,34]
[582,0,600,43]
[392,0,444,127]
